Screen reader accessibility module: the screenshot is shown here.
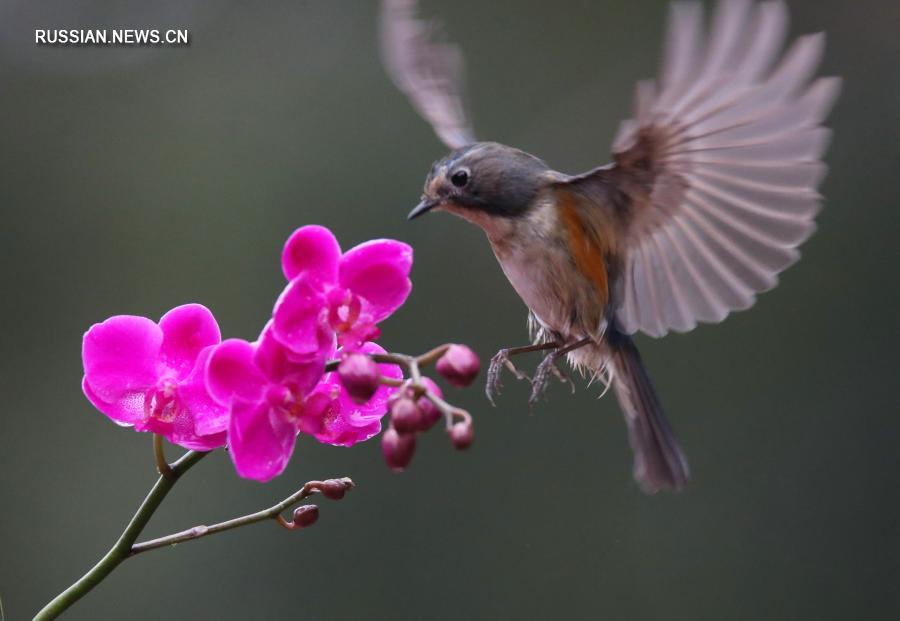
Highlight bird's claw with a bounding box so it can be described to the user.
[552,364,576,394]
[528,353,572,404]
[486,349,531,405]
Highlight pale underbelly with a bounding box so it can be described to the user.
[498,255,563,332]
[494,245,603,341]
[475,200,607,342]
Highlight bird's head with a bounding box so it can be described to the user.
[408,142,551,223]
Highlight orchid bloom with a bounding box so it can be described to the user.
[81,304,228,451]
[307,342,402,447]
[206,323,401,481]
[272,225,413,356]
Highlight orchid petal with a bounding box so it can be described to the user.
[254,322,326,394]
[82,376,146,426]
[335,342,402,418]
[134,415,172,436]
[337,321,380,352]
[312,343,400,446]
[281,225,341,284]
[306,377,378,446]
[82,315,162,404]
[228,400,297,482]
[295,387,337,438]
[171,430,227,452]
[272,277,330,357]
[158,304,221,379]
[319,418,383,447]
[178,346,229,437]
[206,339,267,406]
[162,388,226,452]
[339,239,413,322]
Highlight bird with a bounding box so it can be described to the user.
[379,0,840,493]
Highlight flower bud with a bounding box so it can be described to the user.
[436,344,480,388]
[381,427,416,471]
[291,504,320,529]
[319,478,351,500]
[417,397,441,431]
[416,377,443,431]
[449,420,474,451]
[391,397,422,434]
[337,353,380,404]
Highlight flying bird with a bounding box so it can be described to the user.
[380,0,839,492]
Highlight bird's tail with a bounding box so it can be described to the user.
[606,332,689,493]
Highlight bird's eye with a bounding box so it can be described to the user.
[450,168,470,188]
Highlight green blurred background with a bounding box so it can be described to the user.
[1,0,898,619]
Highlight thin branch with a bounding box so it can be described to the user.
[415,344,450,367]
[322,346,448,390]
[424,390,467,431]
[32,450,208,621]
[378,375,404,387]
[324,351,416,374]
[130,477,353,555]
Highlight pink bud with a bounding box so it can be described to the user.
[449,420,474,450]
[381,427,416,471]
[436,344,480,388]
[416,377,443,431]
[391,397,422,434]
[417,397,441,431]
[337,353,380,404]
[291,504,320,529]
[319,478,351,500]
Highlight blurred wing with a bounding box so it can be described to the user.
[593,0,840,337]
[380,0,476,149]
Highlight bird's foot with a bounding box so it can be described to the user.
[486,348,531,405]
[529,352,573,404]
[553,364,576,394]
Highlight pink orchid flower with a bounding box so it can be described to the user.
[206,323,401,481]
[307,343,402,447]
[272,225,413,356]
[82,304,228,451]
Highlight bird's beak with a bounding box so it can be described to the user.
[407,198,439,220]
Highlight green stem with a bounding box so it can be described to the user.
[33,450,207,621]
[152,434,174,479]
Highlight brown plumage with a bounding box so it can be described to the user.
[558,190,612,310]
[382,0,840,492]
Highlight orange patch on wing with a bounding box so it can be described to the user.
[558,191,609,307]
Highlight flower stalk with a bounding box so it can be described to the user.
[153,433,174,479]
[33,450,208,621]
[131,477,353,554]
[34,445,353,620]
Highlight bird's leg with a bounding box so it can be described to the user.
[529,337,593,405]
[486,342,559,405]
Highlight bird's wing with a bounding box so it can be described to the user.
[380,0,476,149]
[568,0,840,338]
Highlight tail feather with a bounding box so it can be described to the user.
[608,334,689,493]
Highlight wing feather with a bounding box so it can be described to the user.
[576,1,838,337]
[658,223,724,325]
[650,232,694,332]
[380,0,476,149]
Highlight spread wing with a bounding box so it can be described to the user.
[575,0,840,338]
[379,0,476,149]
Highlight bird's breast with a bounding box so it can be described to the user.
[487,198,609,341]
